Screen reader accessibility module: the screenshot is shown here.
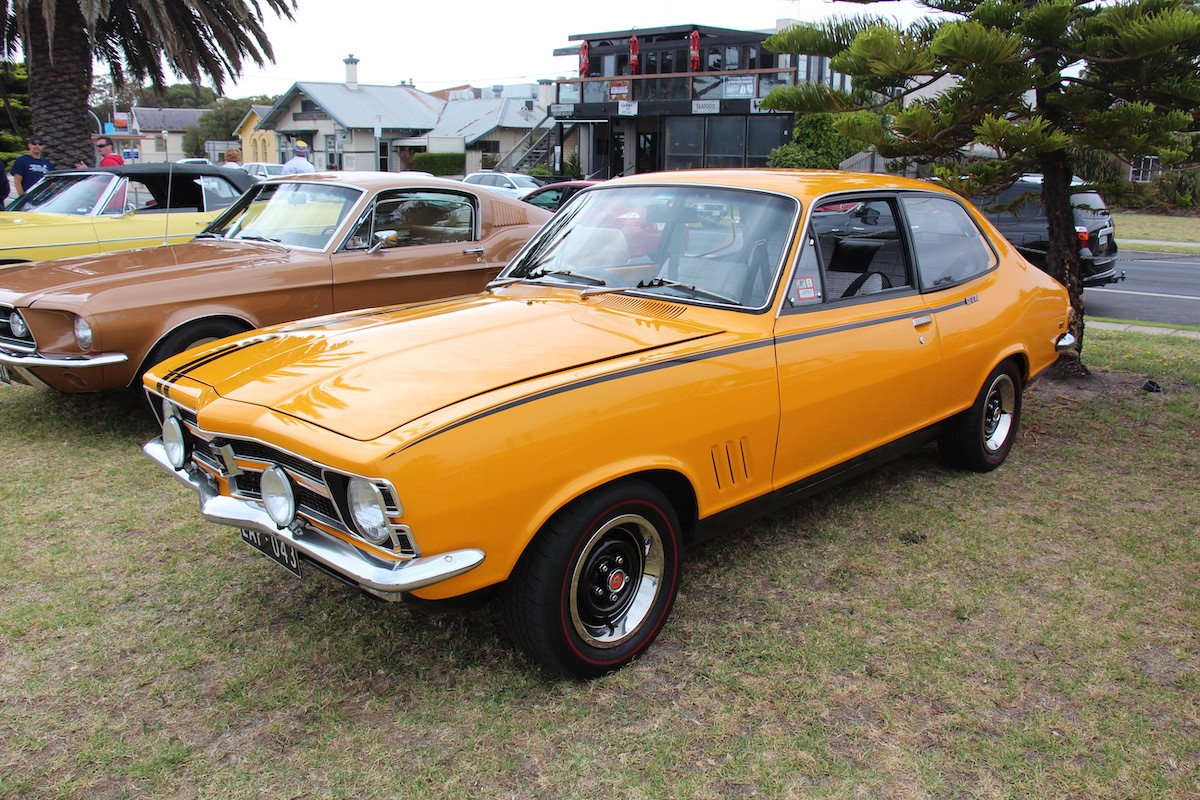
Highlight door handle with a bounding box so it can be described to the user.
[912,315,933,327]
[462,246,485,256]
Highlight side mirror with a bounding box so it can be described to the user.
[367,229,398,254]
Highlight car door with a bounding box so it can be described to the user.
[332,189,500,311]
[899,193,1008,422]
[772,195,942,490]
[92,178,212,253]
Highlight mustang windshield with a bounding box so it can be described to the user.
[505,185,797,309]
[6,173,116,216]
[207,182,361,250]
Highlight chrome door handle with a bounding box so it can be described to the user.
[912,315,933,327]
[462,246,485,255]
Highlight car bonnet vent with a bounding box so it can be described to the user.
[595,295,685,319]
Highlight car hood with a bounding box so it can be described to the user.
[176,295,724,441]
[0,239,295,305]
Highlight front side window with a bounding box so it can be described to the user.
[527,188,563,210]
[504,185,798,310]
[207,182,362,250]
[346,191,475,250]
[901,195,996,289]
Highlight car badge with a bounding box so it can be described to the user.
[608,570,627,592]
[216,443,244,476]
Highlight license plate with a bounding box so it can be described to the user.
[240,528,301,576]
[0,363,10,385]
[1097,233,1108,248]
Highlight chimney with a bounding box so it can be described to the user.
[537,79,554,109]
[492,84,504,98]
[344,54,360,91]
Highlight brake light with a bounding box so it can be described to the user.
[1075,226,1090,247]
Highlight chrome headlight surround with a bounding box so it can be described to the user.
[73,315,94,350]
[346,477,393,545]
[261,465,297,528]
[9,309,28,339]
[161,403,188,470]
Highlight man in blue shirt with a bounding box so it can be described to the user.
[12,134,54,195]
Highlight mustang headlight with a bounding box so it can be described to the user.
[161,413,188,470]
[9,310,28,338]
[73,315,93,350]
[261,466,296,528]
[347,478,391,545]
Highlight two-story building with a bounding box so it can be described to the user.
[550,22,850,178]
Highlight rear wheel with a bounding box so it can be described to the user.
[502,480,682,677]
[939,361,1023,471]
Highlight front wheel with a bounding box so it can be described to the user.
[502,480,682,677]
[939,361,1024,471]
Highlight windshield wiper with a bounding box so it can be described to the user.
[237,234,286,248]
[637,276,738,305]
[527,269,607,286]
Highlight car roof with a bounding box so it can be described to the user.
[263,171,497,192]
[605,169,953,202]
[55,162,257,192]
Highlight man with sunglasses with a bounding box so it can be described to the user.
[12,134,55,196]
[76,136,125,169]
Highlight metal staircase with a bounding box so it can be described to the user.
[497,114,577,173]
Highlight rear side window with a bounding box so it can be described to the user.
[901,195,996,290]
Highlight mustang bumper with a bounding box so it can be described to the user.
[143,437,485,598]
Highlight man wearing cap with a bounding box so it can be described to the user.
[12,134,55,195]
[282,140,316,175]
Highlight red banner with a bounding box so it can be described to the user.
[689,30,701,71]
[629,35,640,75]
[579,40,589,77]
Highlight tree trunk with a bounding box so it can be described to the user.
[25,0,94,169]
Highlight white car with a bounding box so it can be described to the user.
[462,171,544,199]
[240,162,284,181]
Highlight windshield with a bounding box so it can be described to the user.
[503,185,798,309]
[512,175,543,189]
[6,173,116,215]
[205,181,362,249]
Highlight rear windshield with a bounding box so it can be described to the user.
[1070,191,1110,223]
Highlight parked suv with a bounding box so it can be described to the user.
[972,175,1121,287]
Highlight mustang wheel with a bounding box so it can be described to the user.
[939,360,1023,471]
[502,480,682,677]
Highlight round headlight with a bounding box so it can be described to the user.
[73,316,93,350]
[261,465,296,528]
[347,478,391,545]
[161,416,188,469]
[161,398,179,422]
[9,310,28,339]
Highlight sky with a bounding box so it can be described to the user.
[221,0,931,98]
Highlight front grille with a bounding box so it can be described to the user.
[207,436,416,557]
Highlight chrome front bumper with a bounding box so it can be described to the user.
[0,349,129,369]
[144,437,485,598]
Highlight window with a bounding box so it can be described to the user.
[900,195,996,289]
[478,140,500,154]
[787,197,913,310]
[527,188,564,210]
[199,176,243,212]
[1130,155,1161,183]
[346,191,476,250]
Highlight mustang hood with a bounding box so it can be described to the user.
[0,239,292,305]
[172,296,724,441]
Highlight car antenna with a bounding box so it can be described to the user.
[162,131,173,246]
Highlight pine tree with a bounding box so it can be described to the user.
[762,0,1200,367]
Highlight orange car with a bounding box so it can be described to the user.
[0,173,550,392]
[144,170,1073,676]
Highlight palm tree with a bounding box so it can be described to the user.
[4,0,295,167]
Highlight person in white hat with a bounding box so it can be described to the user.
[282,140,316,175]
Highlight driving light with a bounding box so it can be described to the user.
[347,478,391,545]
[261,466,296,528]
[73,316,93,350]
[9,310,27,338]
[161,415,188,469]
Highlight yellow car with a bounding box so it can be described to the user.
[143,169,1074,676]
[0,164,255,265]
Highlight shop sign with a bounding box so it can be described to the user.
[751,99,785,114]
[725,76,755,99]
[618,101,639,117]
[609,80,630,100]
[692,100,720,114]
[551,103,576,117]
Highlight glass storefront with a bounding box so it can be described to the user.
[663,115,790,171]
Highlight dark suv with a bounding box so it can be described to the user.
[972,176,1121,287]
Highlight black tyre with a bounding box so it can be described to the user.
[939,360,1023,472]
[144,319,246,375]
[502,480,683,677]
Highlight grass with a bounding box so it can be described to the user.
[1111,211,1200,244]
[1,335,1198,799]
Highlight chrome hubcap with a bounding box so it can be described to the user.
[982,373,1016,454]
[570,512,664,648]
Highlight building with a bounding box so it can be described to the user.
[127,107,207,163]
[549,22,850,178]
[254,56,553,172]
[234,104,279,164]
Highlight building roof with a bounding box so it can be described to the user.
[425,98,546,145]
[259,82,445,132]
[233,104,274,138]
[131,107,207,133]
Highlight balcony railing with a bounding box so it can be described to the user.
[556,69,795,105]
